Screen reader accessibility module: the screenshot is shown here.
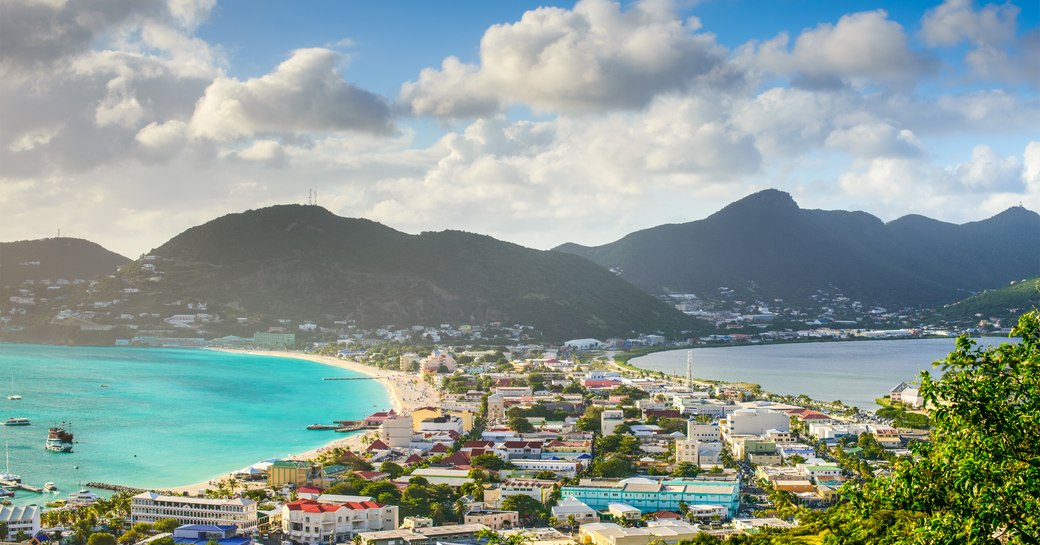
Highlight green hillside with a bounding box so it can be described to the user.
[107,205,706,340]
[938,279,1040,323]
[0,238,129,287]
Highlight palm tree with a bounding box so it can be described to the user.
[566,515,578,535]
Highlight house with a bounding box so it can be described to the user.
[463,510,519,530]
[607,503,641,522]
[366,439,392,454]
[483,479,557,507]
[499,440,543,459]
[550,497,599,524]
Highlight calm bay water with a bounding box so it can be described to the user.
[631,337,1019,411]
[0,344,390,506]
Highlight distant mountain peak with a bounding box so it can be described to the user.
[712,188,799,218]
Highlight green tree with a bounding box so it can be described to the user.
[471,453,506,471]
[828,312,1040,544]
[591,453,633,478]
[152,518,180,534]
[88,533,118,545]
[380,461,405,479]
[671,462,701,478]
[508,415,535,434]
[118,531,142,545]
[501,494,546,525]
[656,417,688,435]
[575,406,604,433]
[150,538,177,545]
[786,454,806,466]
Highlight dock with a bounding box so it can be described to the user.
[0,480,43,493]
[322,377,377,381]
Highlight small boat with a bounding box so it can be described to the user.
[45,424,74,453]
[7,377,20,401]
[43,482,57,491]
[3,418,30,426]
[0,441,20,483]
[0,489,13,497]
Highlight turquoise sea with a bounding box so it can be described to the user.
[0,344,391,507]
[631,336,1020,411]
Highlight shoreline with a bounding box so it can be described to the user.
[160,349,441,495]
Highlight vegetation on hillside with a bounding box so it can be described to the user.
[937,277,1040,323]
[112,205,708,340]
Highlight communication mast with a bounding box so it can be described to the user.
[686,350,693,386]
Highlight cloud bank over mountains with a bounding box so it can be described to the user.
[1,0,1038,256]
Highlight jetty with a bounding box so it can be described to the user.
[322,377,377,381]
[84,482,146,493]
[0,480,43,493]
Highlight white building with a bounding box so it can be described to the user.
[420,351,457,373]
[601,409,624,436]
[686,422,720,441]
[417,415,464,435]
[0,505,40,538]
[509,459,583,478]
[550,497,599,524]
[130,492,258,531]
[282,499,398,544]
[381,414,413,448]
[564,339,603,351]
[723,408,790,437]
[674,439,724,467]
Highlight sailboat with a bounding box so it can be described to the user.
[0,440,21,483]
[7,377,20,401]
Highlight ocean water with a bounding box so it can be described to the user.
[0,344,391,506]
[631,336,1020,411]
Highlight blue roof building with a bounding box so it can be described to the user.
[172,525,251,545]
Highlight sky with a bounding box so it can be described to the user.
[1,0,1039,258]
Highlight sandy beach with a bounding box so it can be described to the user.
[165,350,441,494]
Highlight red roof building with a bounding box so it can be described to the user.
[366,439,391,452]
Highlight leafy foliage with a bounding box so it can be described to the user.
[827,312,1040,544]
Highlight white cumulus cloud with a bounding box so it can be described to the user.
[398,0,730,118]
[750,10,934,87]
[189,48,394,140]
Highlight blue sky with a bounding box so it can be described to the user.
[1,0,1039,256]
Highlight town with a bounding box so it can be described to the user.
[4,343,932,545]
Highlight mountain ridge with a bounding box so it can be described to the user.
[554,190,1040,307]
[128,204,706,340]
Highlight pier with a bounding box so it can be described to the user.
[322,377,377,381]
[0,480,43,493]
